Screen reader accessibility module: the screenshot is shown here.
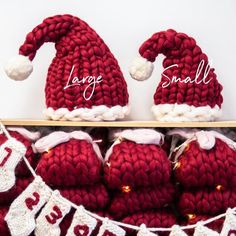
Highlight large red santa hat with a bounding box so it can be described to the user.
[129,29,223,121]
[5,14,129,121]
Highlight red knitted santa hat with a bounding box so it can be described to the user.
[5,14,129,121]
[104,129,170,190]
[129,29,223,122]
[168,129,236,188]
[35,130,103,187]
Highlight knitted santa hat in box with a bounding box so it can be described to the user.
[5,14,129,121]
[168,129,236,188]
[129,29,223,122]
[104,129,171,190]
[35,130,103,187]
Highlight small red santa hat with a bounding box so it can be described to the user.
[5,14,129,121]
[129,29,223,122]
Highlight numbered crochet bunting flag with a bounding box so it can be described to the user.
[0,138,26,192]
[97,219,126,236]
[35,190,71,236]
[221,208,236,235]
[5,176,51,236]
[66,206,97,236]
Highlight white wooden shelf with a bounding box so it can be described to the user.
[1,119,236,127]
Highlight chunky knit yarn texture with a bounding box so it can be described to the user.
[6,14,129,121]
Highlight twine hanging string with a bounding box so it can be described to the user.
[1,121,236,233]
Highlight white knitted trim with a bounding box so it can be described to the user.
[151,104,221,122]
[35,131,103,161]
[7,127,40,141]
[114,129,164,146]
[43,105,130,121]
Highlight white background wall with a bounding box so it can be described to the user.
[0,0,235,121]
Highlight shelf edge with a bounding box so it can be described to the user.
[1,119,236,127]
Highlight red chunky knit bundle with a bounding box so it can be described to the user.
[104,140,171,190]
[178,189,236,216]
[104,129,175,226]
[60,183,109,211]
[122,210,176,228]
[175,138,236,188]
[36,138,102,187]
[35,131,109,214]
[171,130,236,232]
[109,183,175,219]
[0,130,39,177]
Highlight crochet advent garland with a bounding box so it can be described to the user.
[0,125,236,236]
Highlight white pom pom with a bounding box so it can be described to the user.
[4,55,33,81]
[129,56,154,81]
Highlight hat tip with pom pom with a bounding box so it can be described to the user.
[129,56,154,81]
[4,55,33,81]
